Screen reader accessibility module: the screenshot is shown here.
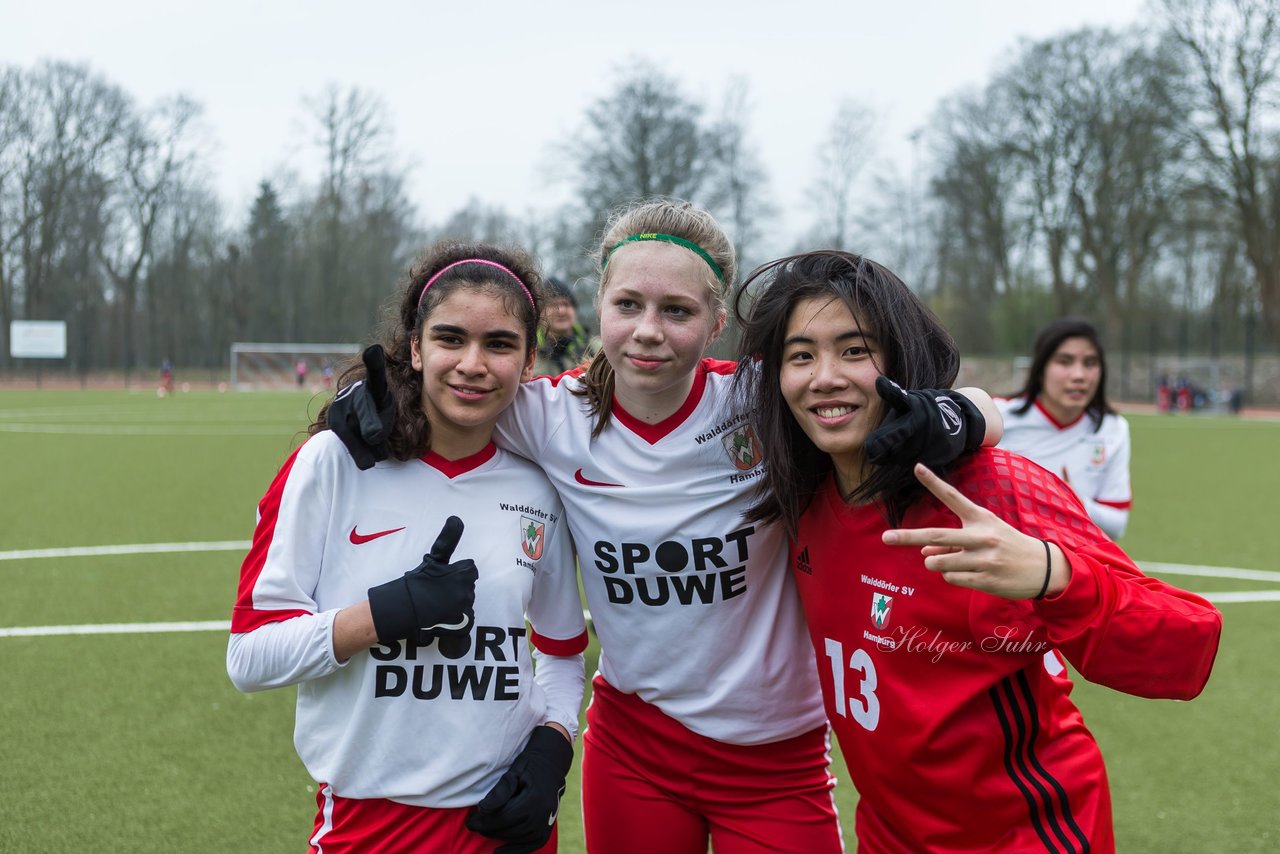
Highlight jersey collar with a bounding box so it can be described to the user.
[611,360,711,444]
[420,442,498,478]
[1034,398,1085,430]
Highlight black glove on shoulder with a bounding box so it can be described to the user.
[367,516,478,645]
[466,725,574,854]
[865,376,986,468]
[329,345,396,471]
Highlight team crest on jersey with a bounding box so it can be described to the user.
[520,516,545,561]
[871,592,893,629]
[1091,443,1106,466]
[723,425,763,471]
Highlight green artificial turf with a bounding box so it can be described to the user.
[1,392,1276,852]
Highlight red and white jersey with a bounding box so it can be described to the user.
[496,359,827,745]
[793,449,1221,853]
[996,397,1132,538]
[228,431,588,807]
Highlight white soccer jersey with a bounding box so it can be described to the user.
[996,396,1132,538]
[496,359,827,745]
[228,431,588,807]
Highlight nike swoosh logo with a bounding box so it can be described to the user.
[548,784,566,826]
[348,526,406,545]
[423,616,470,632]
[574,468,624,488]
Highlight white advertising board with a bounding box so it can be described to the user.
[10,321,67,359]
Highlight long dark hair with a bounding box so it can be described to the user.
[1010,317,1114,431]
[311,241,543,458]
[732,250,960,535]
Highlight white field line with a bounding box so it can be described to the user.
[0,423,294,436]
[1138,562,1280,583]
[4,541,1278,583]
[1203,591,1280,603]
[0,541,251,561]
[0,591,1275,638]
[0,621,230,637]
[0,406,291,422]
[0,547,1275,637]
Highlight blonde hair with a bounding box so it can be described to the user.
[576,198,735,437]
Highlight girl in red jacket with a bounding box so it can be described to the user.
[732,250,1222,854]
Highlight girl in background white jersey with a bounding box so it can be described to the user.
[329,199,998,853]
[227,242,588,854]
[997,318,1132,539]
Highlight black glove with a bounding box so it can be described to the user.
[466,725,574,854]
[367,516,478,645]
[329,345,396,470]
[865,376,985,468]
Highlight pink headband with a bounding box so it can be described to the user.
[417,259,535,313]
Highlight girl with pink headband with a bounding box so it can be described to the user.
[229,241,588,853]
[328,199,1000,853]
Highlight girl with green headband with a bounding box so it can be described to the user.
[327,198,1000,853]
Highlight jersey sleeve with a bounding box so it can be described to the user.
[526,502,589,739]
[1080,415,1132,539]
[496,374,580,461]
[227,437,349,691]
[964,450,1221,701]
[226,610,346,692]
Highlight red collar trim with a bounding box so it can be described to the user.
[612,361,711,444]
[1034,398,1085,430]
[420,442,497,478]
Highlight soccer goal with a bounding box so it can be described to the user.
[229,343,361,391]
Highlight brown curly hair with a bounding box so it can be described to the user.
[310,241,543,458]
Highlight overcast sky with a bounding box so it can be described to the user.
[5,0,1151,248]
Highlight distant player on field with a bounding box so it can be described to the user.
[998,319,1132,539]
[227,242,588,853]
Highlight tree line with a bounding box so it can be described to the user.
[1,0,1277,380]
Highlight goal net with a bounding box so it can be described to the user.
[230,343,361,391]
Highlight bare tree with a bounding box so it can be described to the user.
[15,62,128,323]
[1051,29,1189,347]
[806,98,876,249]
[147,183,223,367]
[0,66,25,362]
[567,60,709,239]
[702,78,774,270]
[98,96,202,374]
[435,197,522,245]
[276,85,422,343]
[928,89,1023,349]
[1162,0,1280,339]
[303,85,395,337]
[999,39,1093,315]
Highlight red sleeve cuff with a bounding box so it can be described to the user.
[530,627,589,656]
[1095,497,1132,510]
[230,606,312,634]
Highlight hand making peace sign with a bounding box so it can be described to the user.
[882,463,1070,601]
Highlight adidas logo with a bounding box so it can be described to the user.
[794,546,813,575]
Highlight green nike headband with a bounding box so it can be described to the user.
[602,233,725,283]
